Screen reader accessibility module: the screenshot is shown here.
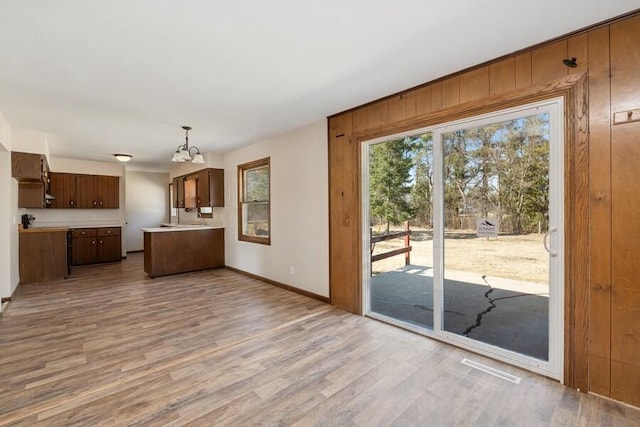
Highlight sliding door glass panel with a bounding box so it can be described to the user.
[367,133,434,330]
[441,113,551,360]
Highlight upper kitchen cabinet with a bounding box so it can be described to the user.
[17,182,51,208]
[49,172,77,208]
[197,168,224,207]
[11,151,48,181]
[173,168,224,209]
[184,175,197,209]
[172,176,185,208]
[76,175,119,209]
[11,151,52,208]
[49,173,119,209]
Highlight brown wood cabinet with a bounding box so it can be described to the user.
[71,227,121,266]
[49,172,78,208]
[172,168,224,209]
[172,176,185,208]
[19,228,68,284]
[76,175,119,208]
[197,168,224,207]
[17,182,49,208]
[97,227,122,263]
[71,228,97,265]
[12,151,52,208]
[50,173,119,209]
[11,151,47,181]
[184,176,197,209]
[144,228,224,277]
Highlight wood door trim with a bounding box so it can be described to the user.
[350,73,587,143]
[335,72,589,390]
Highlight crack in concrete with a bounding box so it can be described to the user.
[461,275,537,337]
[462,275,496,337]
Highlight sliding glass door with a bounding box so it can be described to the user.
[364,98,563,378]
[365,133,434,330]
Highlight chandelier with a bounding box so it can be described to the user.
[171,125,205,164]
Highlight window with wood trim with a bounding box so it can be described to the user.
[238,157,270,244]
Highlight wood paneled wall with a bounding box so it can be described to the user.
[609,14,640,406]
[328,11,640,407]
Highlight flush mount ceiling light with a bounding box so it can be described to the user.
[113,154,132,162]
[171,125,205,164]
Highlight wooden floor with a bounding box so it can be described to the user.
[1,254,638,426]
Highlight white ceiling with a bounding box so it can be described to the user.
[1,1,638,170]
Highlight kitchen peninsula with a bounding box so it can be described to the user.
[142,225,224,278]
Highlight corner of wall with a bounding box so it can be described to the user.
[0,150,21,298]
[0,112,12,152]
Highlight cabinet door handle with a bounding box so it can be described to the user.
[99,240,103,244]
[107,230,111,234]
[92,240,95,245]
[99,201,103,206]
[81,231,86,235]
[70,200,75,206]
[93,201,97,206]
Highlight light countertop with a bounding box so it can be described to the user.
[69,224,123,229]
[142,225,223,233]
[19,227,70,233]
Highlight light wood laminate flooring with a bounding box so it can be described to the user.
[0,253,638,426]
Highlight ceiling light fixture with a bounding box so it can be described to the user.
[113,154,132,162]
[171,125,205,164]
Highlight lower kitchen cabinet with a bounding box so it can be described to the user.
[71,227,121,266]
[97,228,122,263]
[19,228,69,284]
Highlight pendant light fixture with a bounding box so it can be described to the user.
[171,125,205,164]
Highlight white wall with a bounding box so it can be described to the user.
[125,171,169,251]
[224,120,329,298]
[12,127,50,159]
[49,157,123,176]
[0,113,10,150]
[0,113,19,303]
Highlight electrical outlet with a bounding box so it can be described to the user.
[290,266,295,275]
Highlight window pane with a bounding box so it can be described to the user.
[238,157,270,245]
[242,202,269,237]
[244,167,269,202]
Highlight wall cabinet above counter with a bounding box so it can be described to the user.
[12,151,120,209]
[50,173,119,209]
[172,168,224,209]
[11,151,53,208]
[11,151,49,181]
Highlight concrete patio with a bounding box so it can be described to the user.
[369,265,549,360]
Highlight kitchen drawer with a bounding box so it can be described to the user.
[97,227,121,236]
[72,228,97,238]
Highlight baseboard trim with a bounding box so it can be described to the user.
[225,266,330,304]
[1,297,10,315]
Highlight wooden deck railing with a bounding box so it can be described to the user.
[370,221,411,270]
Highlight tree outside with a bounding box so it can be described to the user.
[369,113,550,235]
